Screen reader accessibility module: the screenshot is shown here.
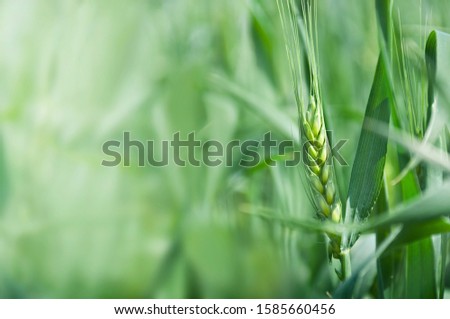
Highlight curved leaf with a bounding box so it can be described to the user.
[362,181,450,232]
[346,55,391,232]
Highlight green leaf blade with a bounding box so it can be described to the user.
[346,55,391,230]
[403,238,437,298]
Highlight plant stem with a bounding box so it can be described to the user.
[339,249,352,280]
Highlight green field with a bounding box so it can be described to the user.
[0,0,450,298]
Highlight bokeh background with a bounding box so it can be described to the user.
[0,0,449,298]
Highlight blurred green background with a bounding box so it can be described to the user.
[0,0,449,298]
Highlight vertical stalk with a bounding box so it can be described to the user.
[339,249,352,280]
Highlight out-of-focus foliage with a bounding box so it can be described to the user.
[0,0,449,298]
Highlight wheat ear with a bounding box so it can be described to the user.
[278,0,348,278]
[301,94,342,259]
